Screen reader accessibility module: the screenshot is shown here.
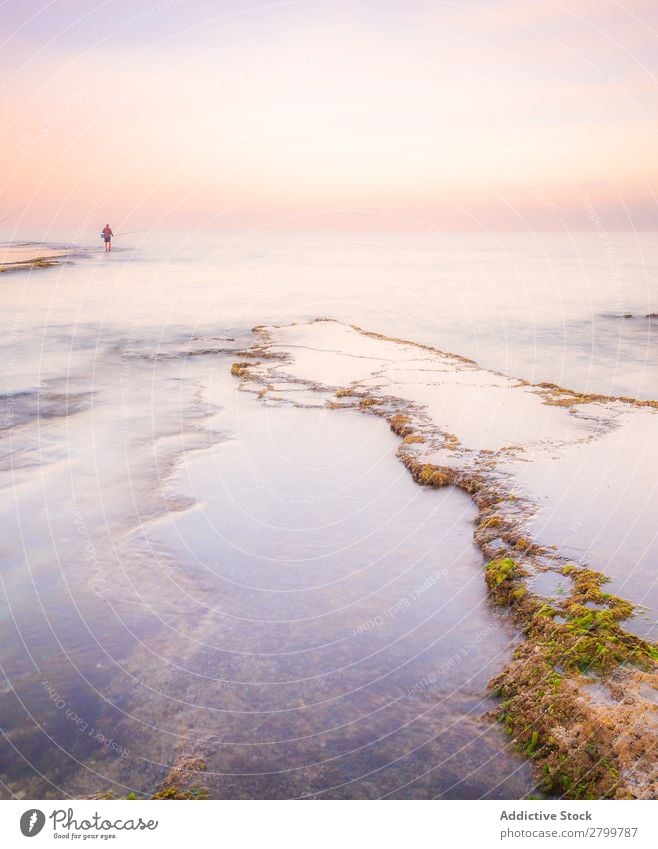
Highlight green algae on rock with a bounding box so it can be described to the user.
[476,556,657,798]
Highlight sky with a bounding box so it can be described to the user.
[1,0,657,235]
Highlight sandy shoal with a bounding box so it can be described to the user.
[0,246,74,267]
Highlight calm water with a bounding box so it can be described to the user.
[3,229,657,397]
[1,229,656,798]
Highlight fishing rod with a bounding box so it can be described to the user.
[0,208,25,226]
[113,229,149,237]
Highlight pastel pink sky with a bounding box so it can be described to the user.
[2,0,657,235]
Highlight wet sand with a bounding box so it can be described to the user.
[0,245,76,271]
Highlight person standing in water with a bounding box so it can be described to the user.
[102,224,114,251]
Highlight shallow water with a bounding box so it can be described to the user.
[0,353,533,798]
[1,229,656,797]
[2,229,657,398]
[243,318,658,638]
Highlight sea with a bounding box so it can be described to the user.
[0,229,656,798]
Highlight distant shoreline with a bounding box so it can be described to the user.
[0,244,78,273]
